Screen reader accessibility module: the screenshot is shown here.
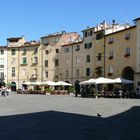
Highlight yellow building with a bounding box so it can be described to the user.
[101,18,140,90]
[105,26,136,79]
[19,41,41,90]
[7,37,25,90]
[7,36,41,90]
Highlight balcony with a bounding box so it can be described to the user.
[108,73,113,76]
[124,53,130,57]
[125,36,130,40]
[108,56,113,59]
[108,40,113,44]
[20,62,27,66]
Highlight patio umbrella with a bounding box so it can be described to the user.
[23,81,42,86]
[55,81,72,86]
[95,77,114,84]
[113,78,134,84]
[41,81,58,86]
[22,82,32,85]
[79,79,96,85]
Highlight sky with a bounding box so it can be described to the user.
[0,0,140,45]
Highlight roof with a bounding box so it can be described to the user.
[61,41,83,47]
[0,46,7,48]
[41,33,63,39]
[105,25,136,37]
[133,17,140,22]
[81,27,94,32]
[7,37,23,41]
[40,32,77,39]
[22,42,40,47]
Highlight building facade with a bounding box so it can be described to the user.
[0,46,7,87]
[3,17,140,90]
[40,32,80,83]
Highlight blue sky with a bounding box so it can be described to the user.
[0,0,139,45]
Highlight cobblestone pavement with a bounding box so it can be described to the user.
[0,93,140,140]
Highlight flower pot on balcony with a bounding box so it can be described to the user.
[124,54,130,57]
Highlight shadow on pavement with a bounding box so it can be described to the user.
[0,106,140,140]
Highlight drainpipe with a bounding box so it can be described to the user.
[71,45,74,85]
[41,43,43,82]
[18,48,20,89]
[103,33,106,77]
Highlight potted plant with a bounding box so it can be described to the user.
[68,86,75,95]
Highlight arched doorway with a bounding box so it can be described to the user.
[122,67,134,90]
[10,82,16,91]
[0,81,5,88]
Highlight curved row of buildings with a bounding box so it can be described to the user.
[0,17,140,90]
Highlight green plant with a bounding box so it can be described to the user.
[95,66,103,76]
[60,85,64,90]
[68,86,75,93]
[44,88,52,93]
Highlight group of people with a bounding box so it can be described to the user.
[79,84,133,98]
[0,86,11,97]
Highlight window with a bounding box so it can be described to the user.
[33,57,38,63]
[109,50,113,59]
[76,57,80,64]
[45,71,48,78]
[11,58,15,65]
[11,49,16,55]
[65,70,69,77]
[0,72,4,79]
[85,31,92,37]
[108,65,113,76]
[22,69,26,76]
[108,38,113,44]
[90,30,93,36]
[65,59,69,65]
[97,53,102,61]
[0,50,4,55]
[45,60,48,67]
[34,48,38,53]
[32,69,37,78]
[22,48,27,54]
[55,59,59,66]
[0,58,4,68]
[85,32,87,37]
[45,50,49,54]
[22,57,27,64]
[125,48,130,57]
[64,47,69,53]
[84,42,92,49]
[76,69,80,77]
[86,68,90,76]
[12,67,15,77]
[96,32,103,40]
[125,33,130,40]
[33,69,37,75]
[43,39,49,45]
[56,49,59,53]
[75,45,80,51]
[87,55,90,63]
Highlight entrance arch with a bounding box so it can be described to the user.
[122,66,134,90]
[10,82,16,91]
